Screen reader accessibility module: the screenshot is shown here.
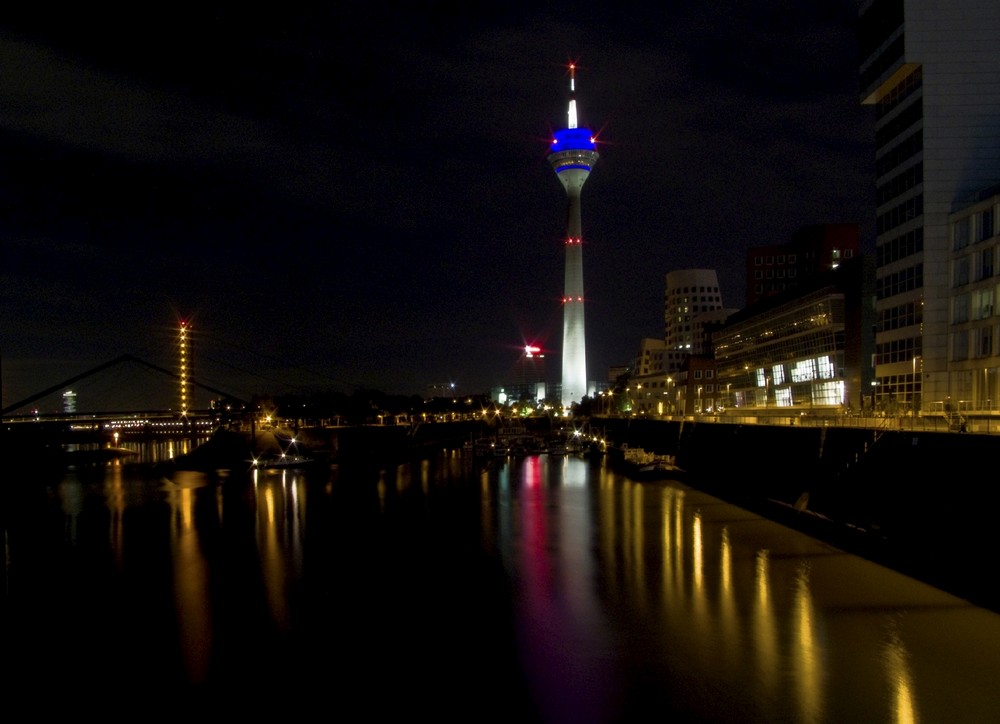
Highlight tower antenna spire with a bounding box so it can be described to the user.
[567,63,578,130]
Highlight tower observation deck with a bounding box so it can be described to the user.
[548,63,598,408]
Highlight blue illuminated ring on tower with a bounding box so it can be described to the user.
[550,128,597,152]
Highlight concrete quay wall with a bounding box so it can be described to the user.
[596,416,1000,611]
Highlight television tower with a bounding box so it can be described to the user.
[548,63,598,408]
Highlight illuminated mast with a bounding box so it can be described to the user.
[178,319,190,416]
[548,63,598,408]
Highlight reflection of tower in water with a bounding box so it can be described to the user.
[548,63,598,408]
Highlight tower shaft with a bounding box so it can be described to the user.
[561,175,588,406]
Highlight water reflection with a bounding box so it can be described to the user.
[504,455,616,723]
[252,468,306,633]
[8,444,1000,720]
[489,453,1000,722]
[883,619,918,724]
[167,472,213,683]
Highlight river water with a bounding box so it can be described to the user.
[5,442,1000,721]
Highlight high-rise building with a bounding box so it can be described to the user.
[548,64,599,408]
[859,0,1000,412]
[663,269,732,374]
[510,344,547,403]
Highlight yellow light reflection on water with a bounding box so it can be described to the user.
[754,549,779,692]
[167,472,212,685]
[792,563,823,722]
[252,471,307,635]
[883,621,919,724]
[692,511,704,592]
[720,527,732,594]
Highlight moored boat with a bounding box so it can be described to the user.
[472,437,499,457]
[612,444,685,480]
[247,452,316,470]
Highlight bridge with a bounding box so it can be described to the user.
[2,354,247,443]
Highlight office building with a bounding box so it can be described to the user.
[947,185,1000,416]
[746,224,861,307]
[510,344,547,403]
[714,256,875,416]
[663,269,734,374]
[859,0,1000,413]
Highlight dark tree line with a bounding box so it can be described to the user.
[264,389,494,426]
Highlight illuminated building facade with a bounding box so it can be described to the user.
[859,0,1000,413]
[548,64,598,408]
[713,256,875,416]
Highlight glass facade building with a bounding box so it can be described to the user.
[859,0,1000,413]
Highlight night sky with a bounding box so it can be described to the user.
[0,3,875,412]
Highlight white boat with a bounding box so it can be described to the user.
[614,444,685,480]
